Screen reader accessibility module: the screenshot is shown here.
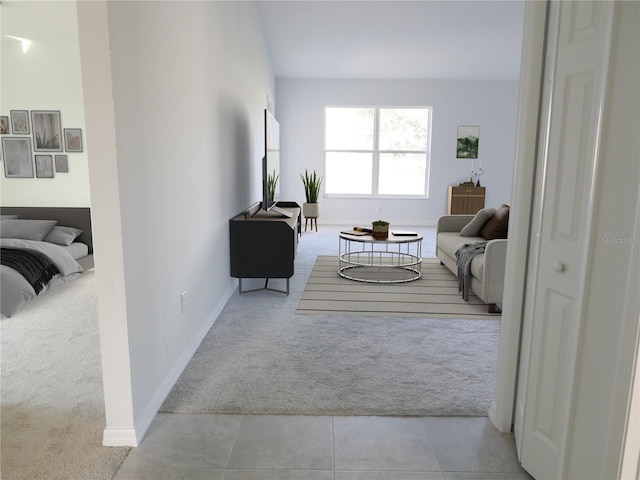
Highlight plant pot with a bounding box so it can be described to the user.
[303,202,320,218]
[372,224,389,240]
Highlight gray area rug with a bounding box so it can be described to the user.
[1,270,130,480]
[298,256,500,319]
[161,315,499,416]
[161,250,500,416]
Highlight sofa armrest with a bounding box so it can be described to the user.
[482,239,508,303]
[436,215,475,234]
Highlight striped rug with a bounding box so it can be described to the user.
[297,256,500,320]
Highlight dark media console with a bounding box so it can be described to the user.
[229,201,301,294]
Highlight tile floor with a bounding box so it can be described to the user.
[115,226,531,479]
[113,414,533,479]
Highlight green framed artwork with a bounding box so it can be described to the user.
[456,125,480,159]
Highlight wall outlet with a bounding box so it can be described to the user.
[180,291,187,314]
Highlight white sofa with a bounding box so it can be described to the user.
[436,214,508,313]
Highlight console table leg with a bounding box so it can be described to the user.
[238,277,289,295]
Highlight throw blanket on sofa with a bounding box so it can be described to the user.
[1,247,60,295]
[455,241,488,301]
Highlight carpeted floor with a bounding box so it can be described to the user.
[160,310,500,416]
[160,236,501,416]
[298,255,500,319]
[0,270,130,480]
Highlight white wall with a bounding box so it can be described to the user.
[78,0,275,443]
[0,1,90,207]
[276,79,519,225]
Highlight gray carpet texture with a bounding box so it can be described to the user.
[1,270,130,480]
[161,226,500,416]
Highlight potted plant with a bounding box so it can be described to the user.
[372,220,390,239]
[267,169,279,203]
[300,169,323,219]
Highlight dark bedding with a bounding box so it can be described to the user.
[1,238,84,318]
[1,248,61,294]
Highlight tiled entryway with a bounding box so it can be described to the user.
[113,414,533,479]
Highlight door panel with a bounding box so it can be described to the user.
[515,1,614,478]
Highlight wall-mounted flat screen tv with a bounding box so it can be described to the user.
[262,108,280,212]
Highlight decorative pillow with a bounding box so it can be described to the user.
[460,208,496,237]
[480,204,510,240]
[0,219,58,241]
[0,214,18,220]
[44,225,83,246]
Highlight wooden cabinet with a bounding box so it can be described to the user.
[447,186,486,214]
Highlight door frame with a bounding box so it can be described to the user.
[488,0,548,434]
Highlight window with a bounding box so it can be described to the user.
[325,107,431,197]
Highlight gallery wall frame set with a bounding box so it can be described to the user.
[2,137,34,178]
[0,109,84,178]
[0,116,9,134]
[31,110,63,152]
[64,128,83,152]
[35,155,54,178]
[55,155,69,173]
[10,110,30,134]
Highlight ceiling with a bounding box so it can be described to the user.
[255,0,526,80]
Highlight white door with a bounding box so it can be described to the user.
[514,1,614,478]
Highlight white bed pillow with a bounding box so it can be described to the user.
[44,225,83,246]
[459,208,496,237]
[0,219,57,241]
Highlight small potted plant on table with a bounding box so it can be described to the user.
[372,220,390,239]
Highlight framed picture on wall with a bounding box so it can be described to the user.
[10,110,30,134]
[32,110,63,152]
[35,155,54,178]
[55,154,69,173]
[2,137,34,178]
[64,128,83,152]
[456,125,480,159]
[0,116,9,135]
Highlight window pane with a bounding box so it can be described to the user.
[378,153,426,195]
[379,108,429,151]
[326,152,372,194]
[326,108,374,150]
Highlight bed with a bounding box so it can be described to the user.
[1,207,93,318]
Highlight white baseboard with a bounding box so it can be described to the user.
[102,280,237,447]
[103,428,139,447]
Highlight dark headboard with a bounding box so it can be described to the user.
[0,207,93,254]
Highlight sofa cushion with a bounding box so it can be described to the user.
[437,232,485,260]
[460,208,496,236]
[481,204,510,240]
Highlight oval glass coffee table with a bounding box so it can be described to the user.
[338,231,423,283]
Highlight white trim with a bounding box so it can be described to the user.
[614,194,640,479]
[102,429,139,447]
[490,0,548,434]
[102,279,237,447]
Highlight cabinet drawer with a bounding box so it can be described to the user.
[450,186,485,196]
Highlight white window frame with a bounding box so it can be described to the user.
[324,106,432,199]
